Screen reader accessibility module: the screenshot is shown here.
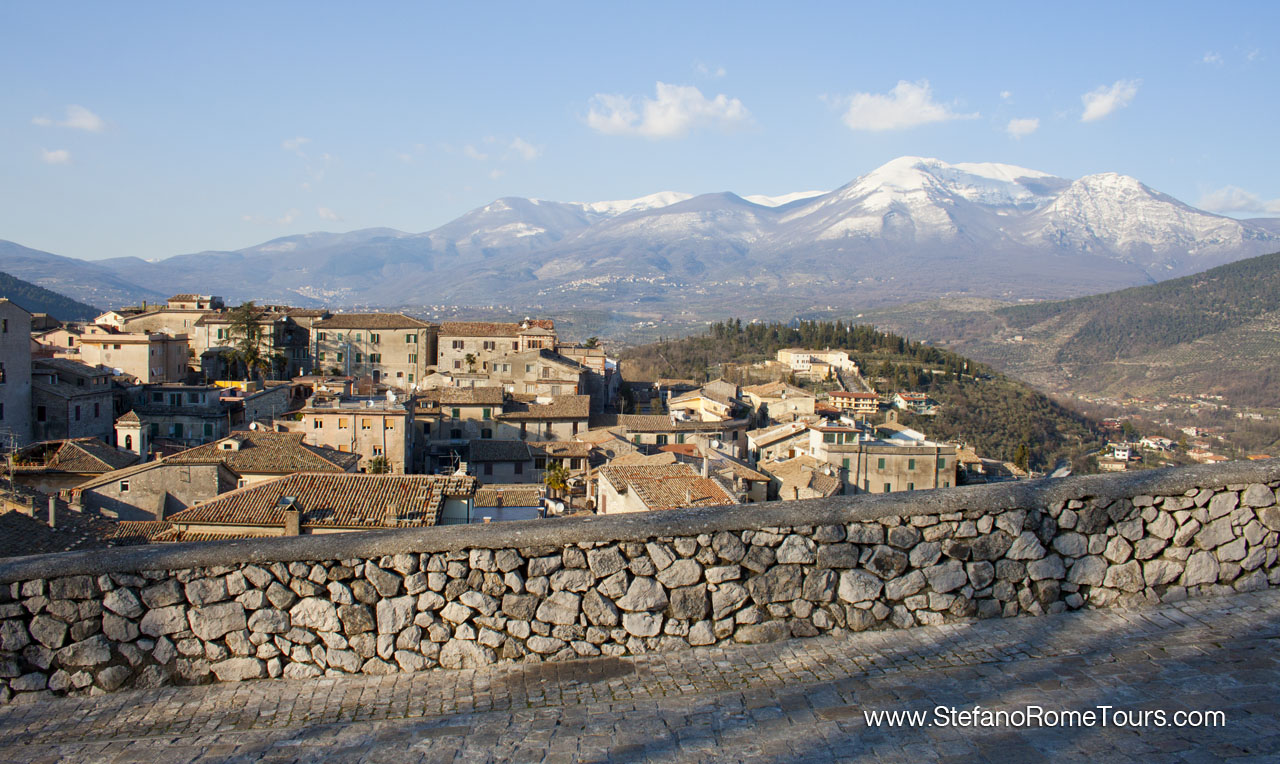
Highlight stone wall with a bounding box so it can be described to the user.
[1,460,1278,703]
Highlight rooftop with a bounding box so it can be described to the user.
[14,439,139,474]
[163,431,361,474]
[314,313,434,330]
[168,473,476,530]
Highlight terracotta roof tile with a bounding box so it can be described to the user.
[439,321,523,337]
[315,313,433,330]
[498,395,589,420]
[168,473,476,530]
[165,431,360,474]
[474,484,544,508]
[469,440,531,463]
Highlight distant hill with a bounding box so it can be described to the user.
[0,270,98,320]
[3,157,1279,312]
[862,250,1280,406]
[619,319,1101,470]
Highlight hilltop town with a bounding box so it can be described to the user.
[0,294,1042,554]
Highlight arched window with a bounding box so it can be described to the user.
[124,435,132,450]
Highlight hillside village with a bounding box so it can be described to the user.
[0,294,1033,557]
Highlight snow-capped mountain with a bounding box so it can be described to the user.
[4,157,1278,313]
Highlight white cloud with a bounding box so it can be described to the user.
[1202,51,1223,65]
[586,82,750,139]
[1006,117,1039,139]
[1247,48,1261,62]
[317,206,341,221]
[276,209,300,225]
[489,168,505,180]
[463,144,489,160]
[508,137,540,160]
[32,105,105,132]
[694,61,726,78]
[1000,90,1012,101]
[40,148,71,164]
[282,136,310,155]
[1081,79,1140,122]
[835,80,977,131]
[1197,185,1280,215]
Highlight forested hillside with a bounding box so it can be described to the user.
[997,250,1280,365]
[620,320,1102,470]
[0,270,98,320]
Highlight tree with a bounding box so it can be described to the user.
[1013,443,1031,472]
[365,456,390,474]
[585,337,599,348]
[464,353,478,373]
[225,302,271,381]
[543,459,569,499]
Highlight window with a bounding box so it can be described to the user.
[203,423,214,437]
[676,433,686,444]
[113,344,121,350]
[313,418,322,429]
[370,333,380,344]
[451,407,461,419]
[511,341,518,351]
[732,431,739,441]
[152,392,163,403]
[655,434,668,446]
[74,405,81,421]
[943,481,950,488]
[172,423,183,437]
[361,418,371,430]
[355,353,363,364]
[188,392,201,404]
[572,422,579,436]
[124,435,132,450]
[570,458,581,470]
[908,458,916,470]
[453,361,461,369]
[372,446,383,456]
[317,332,326,341]
[169,393,181,406]
[450,428,462,439]
[338,418,349,429]
[318,352,326,362]
[119,480,130,493]
[823,433,835,443]
[482,407,491,420]
[525,364,534,374]
[842,458,850,470]
[483,341,495,351]
[149,423,159,437]
[483,463,493,476]
[481,428,492,439]
[883,483,891,493]
[76,377,84,387]
[337,353,344,362]
[405,334,417,344]
[534,457,547,469]
[408,374,414,383]
[353,334,362,342]
[939,458,946,468]
[451,340,464,349]
[385,419,394,431]
[408,354,418,364]
[513,462,523,475]
[908,482,915,491]
[877,457,885,469]
[36,406,46,422]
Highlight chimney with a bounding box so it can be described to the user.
[701,456,709,478]
[792,486,799,500]
[47,496,56,529]
[385,503,400,528]
[283,508,301,536]
[685,488,693,506]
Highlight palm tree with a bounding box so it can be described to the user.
[464,353,478,373]
[366,456,391,474]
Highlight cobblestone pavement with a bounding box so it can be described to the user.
[1,589,1278,763]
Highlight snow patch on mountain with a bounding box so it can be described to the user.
[742,191,826,207]
[572,191,693,216]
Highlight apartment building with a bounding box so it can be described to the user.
[313,313,437,388]
[0,299,33,446]
[437,319,556,373]
[76,326,189,383]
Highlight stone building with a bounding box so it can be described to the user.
[163,430,360,486]
[807,424,957,494]
[68,460,240,521]
[31,358,118,443]
[313,313,437,389]
[0,299,33,447]
[741,381,816,423]
[827,391,880,418]
[594,462,735,514]
[436,319,556,373]
[161,472,477,539]
[609,414,751,460]
[467,440,534,483]
[10,437,138,494]
[286,394,413,473]
[76,326,189,383]
[118,384,240,452]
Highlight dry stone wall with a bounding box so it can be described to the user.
[1,460,1279,703]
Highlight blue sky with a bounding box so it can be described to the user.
[2,2,1277,260]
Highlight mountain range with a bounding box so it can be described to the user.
[2,156,1277,314]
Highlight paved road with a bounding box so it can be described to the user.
[1,589,1277,763]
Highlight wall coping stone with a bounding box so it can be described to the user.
[2,459,1276,583]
